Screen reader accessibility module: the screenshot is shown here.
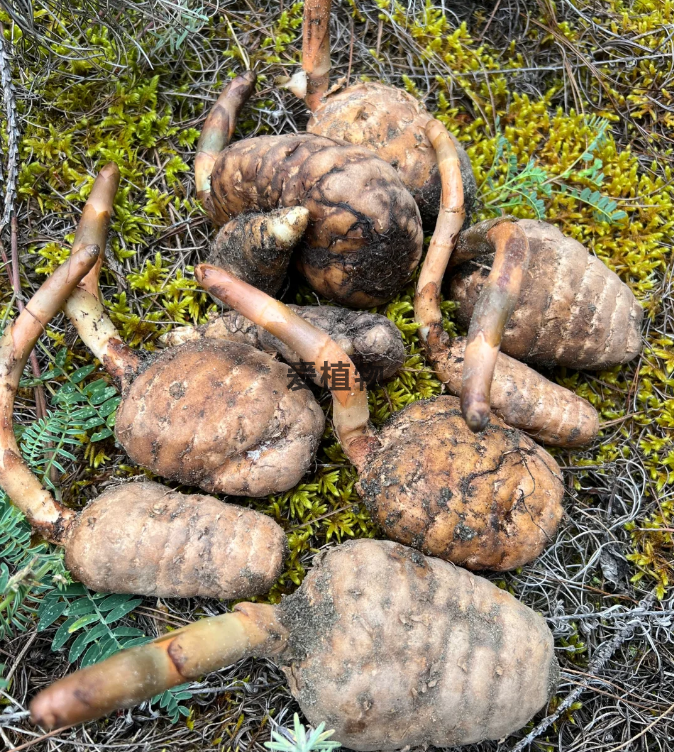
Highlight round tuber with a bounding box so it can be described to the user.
[205,131,423,307]
[298,0,477,226]
[30,539,558,749]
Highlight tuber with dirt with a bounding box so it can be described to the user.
[63,164,325,498]
[0,248,286,599]
[30,539,558,749]
[197,264,565,572]
[294,0,477,227]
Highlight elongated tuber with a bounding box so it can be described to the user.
[0,249,286,599]
[206,207,310,296]
[64,167,325,497]
[160,305,405,383]
[298,0,477,226]
[30,539,558,749]
[415,124,599,446]
[448,218,644,370]
[197,265,564,571]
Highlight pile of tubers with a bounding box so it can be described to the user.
[3,2,645,748]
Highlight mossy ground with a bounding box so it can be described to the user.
[1,1,673,749]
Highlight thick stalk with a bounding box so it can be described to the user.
[65,288,141,392]
[303,0,332,110]
[0,246,100,543]
[414,119,465,344]
[30,603,287,730]
[195,72,256,218]
[460,221,530,432]
[69,162,120,300]
[195,264,379,470]
[62,165,140,391]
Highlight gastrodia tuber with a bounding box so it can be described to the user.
[197,265,564,572]
[63,165,324,497]
[415,121,599,446]
[30,539,558,750]
[298,0,477,226]
[447,218,644,370]
[0,248,285,599]
[159,305,405,383]
[196,73,423,307]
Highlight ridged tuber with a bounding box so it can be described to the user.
[447,218,644,370]
[63,166,324,497]
[30,539,558,750]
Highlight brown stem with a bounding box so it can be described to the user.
[30,603,287,730]
[194,72,256,218]
[0,246,100,544]
[414,119,466,345]
[303,0,332,110]
[63,166,140,391]
[413,119,466,413]
[9,214,48,420]
[195,264,379,470]
[460,220,530,432]
[70,162,120,300]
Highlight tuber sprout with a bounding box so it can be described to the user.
[206,206,310,296]
[415,122,600,446]
[196,265,564,572]
[0,248,286,599]
[62,166,325,497]
[30,539,558,749]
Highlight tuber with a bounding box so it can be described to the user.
[62,165,325,497]
[0,247,286,599]
[159,305,405,383]
[197,265,565,571]
[415,121,599,446]
[447,218,644,370]
[30,539,558,749]
[196,72,423,307]
[299,0,477,226]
